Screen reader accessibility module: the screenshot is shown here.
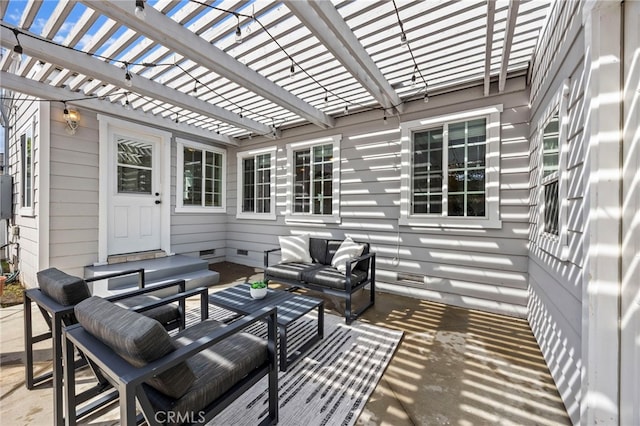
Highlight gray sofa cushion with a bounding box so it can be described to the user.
[301,265,368,290]
[74,296,195,399]
[146,320,268,421]
[37,268,91,306]
[265,262,323,281]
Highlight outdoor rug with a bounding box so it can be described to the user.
[186,306,403,426]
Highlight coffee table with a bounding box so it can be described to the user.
[208,283,324,371]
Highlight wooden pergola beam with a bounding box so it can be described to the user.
[0,24,274,137]
[287,0,404,113]
[498,0,520,93]
[84,0,335,129]
[484,0,496,96]
[0,71,238,146]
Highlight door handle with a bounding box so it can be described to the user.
[155,200,161,205]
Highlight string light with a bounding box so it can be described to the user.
[411,66,417,87]
[123,93,131,110]
[289,59,295,79]
[124,63,133,87]
[134,0,146,20]
[424,92,430,103]
[235,15,243,43]
[193,80,198,94]
[344,104,348,115]
[400,31,407,47]
[383,110,387,125]
[175,113,179,123]
[11,29,22,60]
[324,90,329,108]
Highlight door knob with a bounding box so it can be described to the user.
[155,200,161,205]
[155,192,160,196]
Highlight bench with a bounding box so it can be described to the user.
[264,236,376,324]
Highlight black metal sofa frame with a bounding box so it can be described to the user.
[63,301,278,426]
[24,268,208,426]
[263,237,376,324]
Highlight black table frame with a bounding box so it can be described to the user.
[209,284,324,371]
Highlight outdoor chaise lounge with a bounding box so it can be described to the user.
[24,267,209,425]
[63,296,278,425]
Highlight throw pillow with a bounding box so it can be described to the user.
[279,234,313,263]
[331,237,365,273]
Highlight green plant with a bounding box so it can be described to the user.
[250,281,267,289]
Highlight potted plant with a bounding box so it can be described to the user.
[249,281,268,299]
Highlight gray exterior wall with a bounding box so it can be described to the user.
[6,97,43,288]
[226,79,531,318]
[527,1,586,423]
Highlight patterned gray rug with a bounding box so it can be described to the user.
[193,308,402,426]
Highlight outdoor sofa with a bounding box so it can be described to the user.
[264,235,375,324]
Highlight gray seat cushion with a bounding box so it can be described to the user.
[266,262,323,281]
[301,265,368,290]
[37,268,91,306]
[74,296,195,399]
[146,320,268,420]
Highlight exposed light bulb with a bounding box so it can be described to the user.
[235,25,243,43]
[400,32,407,47]
[323,91,329,108]
[424,93,430,103]
[289,61,295,79]
[11,44,22,60]
[123,99,131,110]
[383,111,388,125]
[411,73,416,88]
[135,0,146,19]
[124,71,133,87]
[344,105,349,115]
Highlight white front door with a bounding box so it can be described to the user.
[107,133,162,255]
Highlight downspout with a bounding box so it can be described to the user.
[617,1,625,422]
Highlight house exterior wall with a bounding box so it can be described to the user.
[528,1,637,424]
[620,1,639,424]
[527,1,585,423]
[44,106,228,281]
[6,97,43,288]
[48,103,99,277]
[225,79,531,318]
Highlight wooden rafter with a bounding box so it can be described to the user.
[484,0,496,96]
[84,0,335,129]
[0,24,274,137]
[0,71,237,145]
[287,0,403,113]
[498,0,520,93]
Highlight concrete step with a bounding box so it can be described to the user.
[85,254,219,296]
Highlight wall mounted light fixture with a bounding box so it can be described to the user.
[63,105,80,135]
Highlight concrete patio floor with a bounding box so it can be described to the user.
[0,262,570,425]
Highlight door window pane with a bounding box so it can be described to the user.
[117,138,153,194]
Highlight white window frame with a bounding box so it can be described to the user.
[285,135,341,224]
[19,116,35,216]
[175,138,226,213]
[236,146,277,220]
[537,80,570,260]
[399,104,503,229]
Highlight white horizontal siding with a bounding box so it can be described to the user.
[527,1,585,423]
[225,79,532,318]
[48,104,100,277]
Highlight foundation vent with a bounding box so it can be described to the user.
[396,272,425,285]
[199,249,216,256]
[237,249,249,256]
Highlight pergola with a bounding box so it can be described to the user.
[0,0,550,145]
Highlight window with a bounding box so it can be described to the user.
[176,139,226,213]
[20,118,35,215]
[236,147,276,220]
[286,135,341,224]
[541,112,560,235]
[400,105,502,228]
[537,80,569,260]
